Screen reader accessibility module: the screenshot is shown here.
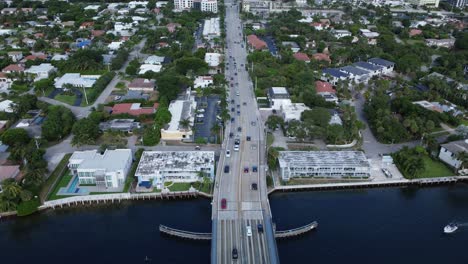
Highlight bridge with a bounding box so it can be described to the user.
[159,222,318,240]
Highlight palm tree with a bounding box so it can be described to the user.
[1,179,22,200]
[179,118,191,131]
[456,152,468,173]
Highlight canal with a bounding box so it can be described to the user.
[0,185,467,263]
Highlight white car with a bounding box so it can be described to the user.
[233,145,239,151]
[246,226,252,237]
[236,91,240,96]
[226,150,231,157]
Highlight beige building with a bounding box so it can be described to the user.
[408,0,439,7]
[160,93,197,141]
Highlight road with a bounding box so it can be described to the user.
[211,2,279,263]
[39,38,148,119]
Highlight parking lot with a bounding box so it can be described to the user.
[194,95,221,143]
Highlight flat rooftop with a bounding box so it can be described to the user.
[135,151,215,176]
[70,149,132,171]
[278,151,370,168]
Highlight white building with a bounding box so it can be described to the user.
[108,41,124,51]
[425,39,455,49]
[139,64,162,74]
[281,103,310,122]
[194,76,213,88]
[202,17,221,40]
[161,93,197,140]
[135,151,215,189]
[54,73,100,89]
[408,0,439,7]
[367,58,395,74]
[204,53,222,67]
[114,22,137,32]
[201,0,218,13]
[333,29,352,39]
[278,151,371,181]
[268,87,290,111]
[25,63,57,81]
[0,100,15,113]
[439,139,467,170]
[174,0,194,10]
[144,55,165,65]
[359,29,380,39]
[128,1,149,8]
[447,0,466,8]
[68,149,133,188]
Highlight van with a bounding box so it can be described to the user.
[246,226,252,236]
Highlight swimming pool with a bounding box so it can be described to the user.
[66,176,79,193]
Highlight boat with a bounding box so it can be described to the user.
[444,223,458,234]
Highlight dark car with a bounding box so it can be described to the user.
[234,72,237,76]
[251,183,258,190]
[237,104,240,108]
[235,139,240,145]
[230,77,234,80]
[237,111,240,115]
[232,248,238,259]
[244,167,249,173]
[246,136,251,141]
[231,99,235,103]
[221,198,227,209]
[243,102,247,105]
[230,83,233,87]
[224,165,230,173]
[257,223,263,233]
[229,132,234,138]
[252,166,258,172]
[231,107,235,112]
[231,117,235,122]
[237,127,242,132]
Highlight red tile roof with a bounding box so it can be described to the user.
[112,103,158,116]
[312,53,331,63]
[409,29,422,37]
[2,64,25,72]
[315,81,336,94]
[0,165,20,181]
[247,35,267,50]
[293,52,310,62]
[91,30,106,37]
[24,54,47,61]
[80,21,94,28]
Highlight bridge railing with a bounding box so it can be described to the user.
[159,225,212,240]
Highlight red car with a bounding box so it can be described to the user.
[244,167,249,173]
[221,198,227,209]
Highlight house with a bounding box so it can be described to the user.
[160,95,197,141]
[22,38,36,48]
[120,90,150,101]
[2,64,24,74]
[99,119,141,132]
[339,66,371,83]
[51,54,69,61]
[25,63,57,81]
[409,29,423,37]
[311,21,329,31]
[139,64,162,74]
[425,39,455,49]
[315,81,338,103]
[247,34,267,50]
[7,51,23,62]
[68,149,132,189]
[353,61,383,76]
[329,112,343,125]
[54,73,100,89]
[268,87,291,111]
[312,53,331,63]
[166,23,181,33]
[202,17,221,40]
[75,38,92,49]
[79,21,94,30]
[204,53,222,67]
[321,68,349,85]
[135,151,215,189]
[108,41,124,51]
[111,103,158,116]
[360,29,380,38]
[333,29,352,39]
[293,52,310,63]
[128,1,149,9]
[0,165,20,191]
[367,58,395,74]
[128,78,156,92]
[281,102,310,122]
[144,55,165,65]
[282,41,300,53]
[1,8,17,15]
[91,30,106,38]
[0,72,13,90]
[194,76,214,88]
[23,54,47,62]
[0,100,15,113]
[438,139,467,170]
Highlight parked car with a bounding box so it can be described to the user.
[195,146,201,150]
[224,165,230,173]
[231,117,235,122]
[229,132,234,138]
[382,168,392,178]
[221,198,227,209]
[231,107,235,112]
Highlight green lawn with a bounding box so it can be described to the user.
[168,182,192,192]
[54,94,76,105]
[418,156,454,178]
[41,154,72,201]
[461,119,468,126]
[192,179,213,194]
[267,133,274,147]
[47,173,73,200]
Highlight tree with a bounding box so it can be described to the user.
[327,124,344,144]
[266,115,284,130]
[0,179,22,201]
[12,94,37,118]
[34,78,53,95]
[71,118,100,146]
[455,32,468,50]
[1,128,30,147]
[179,118,191,130]
[302,108,331,128]
[42,105,75,141]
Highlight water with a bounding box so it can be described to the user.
[1,186,468,264]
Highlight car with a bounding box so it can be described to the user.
[243,102,247,106]
[235,139,240,145]
[230,83,233,87]
[229,132,234,138]
[234,145,239,151]
[232,248,238,260]
[231,99,235,103]
[246,136,251,141]
[382,168,392,178]
[230,77,234,80]
[272,109,277,114]
[252,166,258,172]
[231,107,235,112]
[251,121,256,126]
[224,165,230,173]
[237,127,242,132]
[246,226,252,236]
[241,64,244,67]
[231,117,235,122]
[251,183,258,190]
[226,150,231,157]
[244,167,249,173]
[236,91,240,96]
[221,198,227,209]
[237,104,240,108]
[195,146,201,150]
[241,44,244,48]
[237,111,240,115]
[257,224,263,233]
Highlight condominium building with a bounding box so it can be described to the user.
[174,0,194,10]
[447,0,466,8]
[135,151,215,189]
[201,0,218,13]
[202,17,221,40]
[160,92,197,140]
[68,149,133,188]
[408,0,439,7]
[278,151,371,181]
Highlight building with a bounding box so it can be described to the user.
[425,39,455,49]
[353,61,383,77]
[202,17,221,40]
[68,149,133,188]
[128,78,156,92]
[7,51,22,62]
[278,151,371,181]
[0,100,15,113]
[359,29,380,39]
[339,66,371,83]
[120,90,150,101]
[312,53,331,63]
[315,81,338,103]
[282,41,300,53]
[135,151,215,189]
[161,94,197,140]
[99,119,141,132]
[281,103,310,122]
[128,1,149,8]
[408,0,439,7]
[24,63,56,81]
[329,112,343,125]
[144,55,165,65]
[293,52,310,63]
[447,0,466,8]
[194,76,214,88]
[54,73,100,89]
[268,87,290,111]
[112,103,158,116]
[0,72,13,90]
[108,41,124,51]
[139,64,162,74]
[201,0,218,12]
[2,64,25,74]
[367,58,395,74]
[438,139,467,170]
[321,68,349,85]
[174,0,194,10]
[247,34,267,50]
[0,165,20,191]
[204,53,222,68]
[333,29,352,39]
